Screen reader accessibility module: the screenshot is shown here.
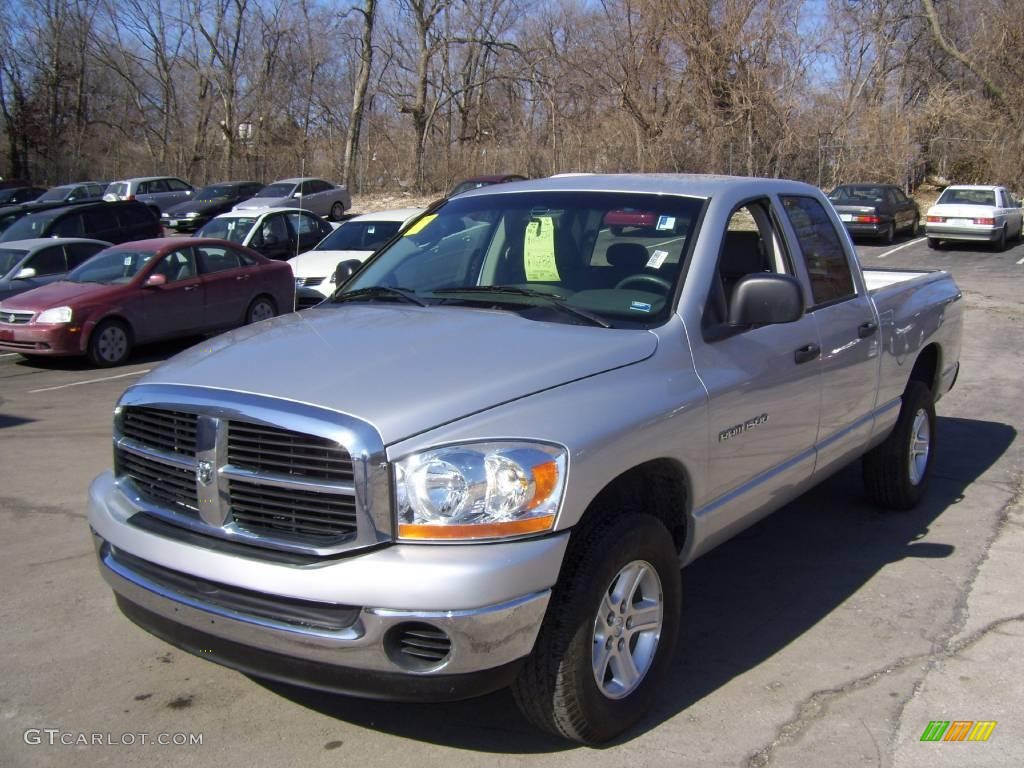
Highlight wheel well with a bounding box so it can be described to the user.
[580,459,689,555]
[909,343,940,395]
[149,205,161,218]
[89,315,133,342]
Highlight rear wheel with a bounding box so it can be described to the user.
[862,381,935,510]
[882,222,895,244]
[512,514,680,744]
[927,237,941,250]
[909,216,920,236]
[88,319,132,367]
[329,202,345,221]
[994,226,1007,252]
[245,295,277,324]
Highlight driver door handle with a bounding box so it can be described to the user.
[794,343,820,364]
[236,275,250,281]
[183,285,198,292]
[858,321,878,338]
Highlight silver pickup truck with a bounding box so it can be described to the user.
[88,175,963,744]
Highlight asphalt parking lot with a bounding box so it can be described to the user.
[1,234,1022,767]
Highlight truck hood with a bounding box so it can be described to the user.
[141,305,658,444]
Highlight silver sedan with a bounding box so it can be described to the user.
[233,177,352,221]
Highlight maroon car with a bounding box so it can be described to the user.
[0,237,294,366]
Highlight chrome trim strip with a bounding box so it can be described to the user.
[220,464,355,494]
[115,436,195,471]
[115,383,392,556]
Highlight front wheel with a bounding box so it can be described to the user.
[862,381,936,510]
[88,319,132,367]
[512,514,681,744]
[329,202,345,221]
[245,295,277,324]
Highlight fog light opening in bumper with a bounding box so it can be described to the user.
[384,622,452,672]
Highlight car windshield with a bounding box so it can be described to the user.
[316,220,402,252]
[937,188,996,206]
[340,191,704,327]
[828,186,886,204]
[36,186,73,202]
[254,183,294,198]
[0,211,59,242]
[196,217,258,244]
[0,248,28,276]
[67,249,158,284]
[194,185,235,200]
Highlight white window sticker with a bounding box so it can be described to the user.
[367,225,376,234]
[656,215,675,231]
[646,249,669,269]
[123,256,133,266]
[630,301,652,312]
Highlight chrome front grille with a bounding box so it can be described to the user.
[228,421,353,483]
[121,408,197,455]
[228,479,357,538]
[0,310,34,325]
[114,401,375,556]
[295,276,325,287]
[118,450,199,512]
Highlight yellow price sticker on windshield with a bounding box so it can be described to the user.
[524,216,560,281]
[403,214,437,236]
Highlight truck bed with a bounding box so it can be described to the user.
[862,268,933,292]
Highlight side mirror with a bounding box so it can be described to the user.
[14,267,37,280]
[332,259,362,287]
[728,274,804,326]
[144,273,167,287]
[292,192,303,199]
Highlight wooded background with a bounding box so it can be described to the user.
[1,0,1021,194]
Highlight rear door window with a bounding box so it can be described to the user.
[780,195,855,307]
[166,178,191,192]
[67,242,107,268]
[51,214,85,237]
[196,245,243,274]
[84,207,117,235]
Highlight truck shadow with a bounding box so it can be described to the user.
[256,415,1015,753]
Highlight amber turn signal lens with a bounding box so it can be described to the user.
[526,460,559,510]
[399,515,556,540]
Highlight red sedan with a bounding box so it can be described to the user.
[0,237,294,366]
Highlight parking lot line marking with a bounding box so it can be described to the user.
[877,237,926,258]
[29,369,150,394]
[651,236,686,249]
[0,353,21,359]
[1016,256,1024,265]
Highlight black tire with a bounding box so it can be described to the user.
[329,202,345,221]
[882,222,895,244]
[927,237,941,250]
[862,381,936,510]
[245,295,277,324]
[994,227,1007,252]
[88,319,132,367]
[909,216,920,237]
[512,514,681,744]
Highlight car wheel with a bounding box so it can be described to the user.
[927,237,941,250]
[882,222,895,244]
[245,295,277,324]
[88,319,132,367]
[994,226,1007,252]
[910,216,920,236]
[862,381,935,510]
[329,202,345,221]
[512,514,680,744]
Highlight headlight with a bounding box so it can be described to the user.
[36,306,73,324]
[395,441,566,541]
[186,211,200,219]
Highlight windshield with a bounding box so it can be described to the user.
[0,211,58,242]
[316,220,402,252]
[254,183,294,198]
[194,185,235,201]
[0,248,28,276]
[937,188,996,206]
[196,217,258,244]
[828,186,886,204]
[37,186,73,202]
[341,191,704,327]
[67,249,157,284]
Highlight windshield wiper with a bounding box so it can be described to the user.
[332,286,427,307]
[434,286,611,328]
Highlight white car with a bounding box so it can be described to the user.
[925,185,1023,251]
[195,207,334,262]
[288,207,423,308]
[233,177,352,221]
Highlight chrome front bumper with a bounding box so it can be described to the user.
[89,472,567,695]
